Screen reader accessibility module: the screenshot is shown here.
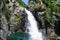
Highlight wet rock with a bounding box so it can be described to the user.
[0,37,3,40]
[17,10,27,32]
[54,20,60,36]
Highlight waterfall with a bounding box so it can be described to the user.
[25,9,48,40]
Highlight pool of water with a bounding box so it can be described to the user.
[8,32,32,40]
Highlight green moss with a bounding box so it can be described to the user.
[2,14,5,18]
[15,16,20,23]
[0,0,2,5]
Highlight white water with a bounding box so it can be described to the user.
[25,9,47,40]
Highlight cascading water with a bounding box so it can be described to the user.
[25,9,48,40]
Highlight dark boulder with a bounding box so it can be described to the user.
[54,20,60,36]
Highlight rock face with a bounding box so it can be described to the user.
[6,0,27,32]
[28,0,46,29]
[0,0,27,40]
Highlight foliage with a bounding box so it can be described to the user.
[42,0,58,26]
[16,0,27,7]
[32,0,59,26]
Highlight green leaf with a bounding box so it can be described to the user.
[16,0,27,7]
